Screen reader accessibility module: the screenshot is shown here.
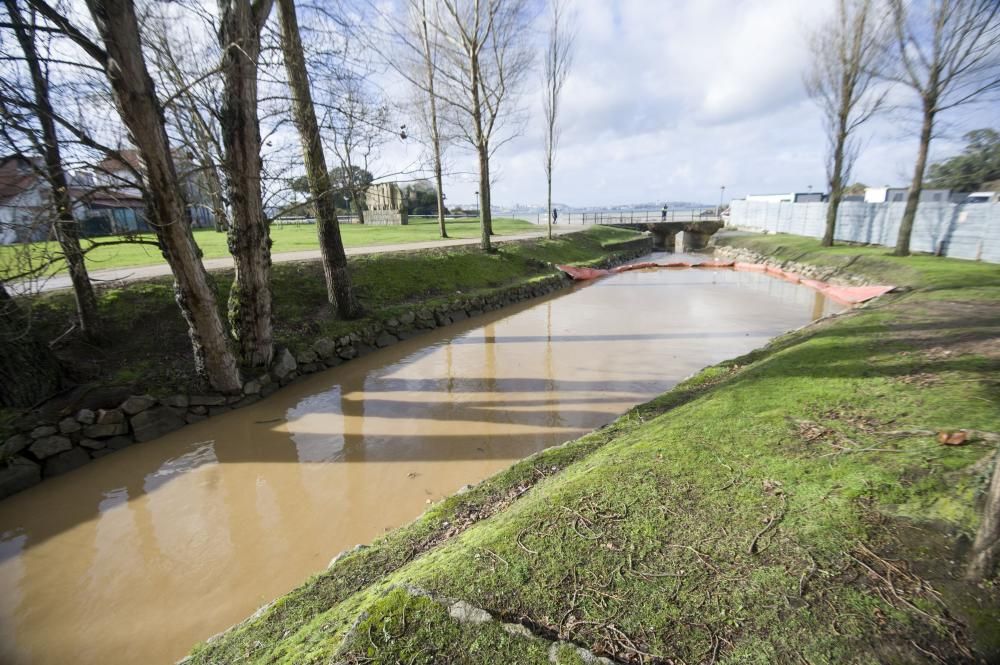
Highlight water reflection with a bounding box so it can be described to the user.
[0,260,843,665]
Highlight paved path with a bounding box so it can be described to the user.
[23,227,583,293]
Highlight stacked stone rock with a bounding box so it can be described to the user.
[0,238,652,500]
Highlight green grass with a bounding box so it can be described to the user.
[0,216,537,277]
[23,226,643,395]
[187,235,1000,664]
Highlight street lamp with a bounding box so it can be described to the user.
[718,185,726,216]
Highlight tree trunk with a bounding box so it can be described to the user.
[967,451,1000,581]
[477,145,492,252]
[83,0,242,393]
[352,192,366,225]
[5,0,100,338]
[547,170,553,240]
[276,0,360,319]
[218,0,275,368]
[419,2,447,239]
[187,106,229,232]
[0,283,61,408]
[823,123,847,247]
[895,99,934,257]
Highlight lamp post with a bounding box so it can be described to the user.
[474,191,479,218]
[718,185,725,217]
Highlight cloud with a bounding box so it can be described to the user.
[365,0,993,208]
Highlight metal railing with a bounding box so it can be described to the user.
[511,210,723,225]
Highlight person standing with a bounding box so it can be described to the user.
[552,208,559,225]
[661,204,668,221]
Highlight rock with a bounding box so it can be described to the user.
[375,332,398,348]
[227,395,243,405]
[83,423,128,439]
[296,349,318,365]
[230,395,260,409]
[106,436,135,451]
[190,405,208,415]
[90,449,115,459]
[96,409,125,425]
[160,394,189,409]
[323,356,343,368]
[78,438,106,450]
[385,318,400,329]
[338,335,352,347]
[76,409,96,425]
[271,348,297,380]
[338,345,358,360]
[313,338,336,361]
[43,448,90,478]
[243,379,262,395]
[399,311,416,325]
[119,395,156,416]
[185,413,208,425]
[260,383,279,398]
[58,417,82,435]
[28,435,73,460]
[130,406,186,443]
[448,601,493,625]
[1,434,30,458]
[435,312,452,326]
[0,457,41,499]
[301,363,322,374]
[30,425,58,439]
[189,394,227,407]
[208,406,230,417]
[416,308,433,321]
[450,310,468,322]
[502,623,535,639]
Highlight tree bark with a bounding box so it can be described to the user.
[5,0,100,338]
[546,171,553,240]
[968,451,1000,581]
[823,118,848,247]
[895,98,935,257]
[217,0,275,368]
[276,0,360,319]
[83,0,242,393]
[0,283,61,408]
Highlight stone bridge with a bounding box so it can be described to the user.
[602,220,725,251]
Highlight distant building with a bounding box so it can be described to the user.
[0,149,217,245]
[864,186,952,203]
[745,192,825,203]
[745,193,794,203]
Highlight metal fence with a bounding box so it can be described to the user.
[728,199,1000,263]
[505,210,721,225]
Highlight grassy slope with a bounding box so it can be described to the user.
[0,217,536,276]
[187,234,1000,664]
[21,226,640,396]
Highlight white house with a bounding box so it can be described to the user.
[864,186,953,203]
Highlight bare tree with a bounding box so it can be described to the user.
[27,0,243,393]
[2,0,100,336]
[407,0,449,237]
[217,0,276,368]
[805,0,888,247]
[326,77,389,225]
[433,0,534,251]
[888,0,1000,256]
[542,0,574,240]
[276,0,360,318]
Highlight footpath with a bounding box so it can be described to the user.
[28,227,583,293]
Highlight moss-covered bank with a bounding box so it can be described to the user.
[186,233,1000,664]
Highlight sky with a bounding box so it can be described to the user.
[371,0,998,209]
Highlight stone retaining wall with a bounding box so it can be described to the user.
[713,244,876,286]
[0,237,652,500]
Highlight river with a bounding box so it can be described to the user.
[0,256,843,664]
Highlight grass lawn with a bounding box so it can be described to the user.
[0,216,537,277]
[187,234,1000,664]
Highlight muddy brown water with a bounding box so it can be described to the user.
[0,258,844,665]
